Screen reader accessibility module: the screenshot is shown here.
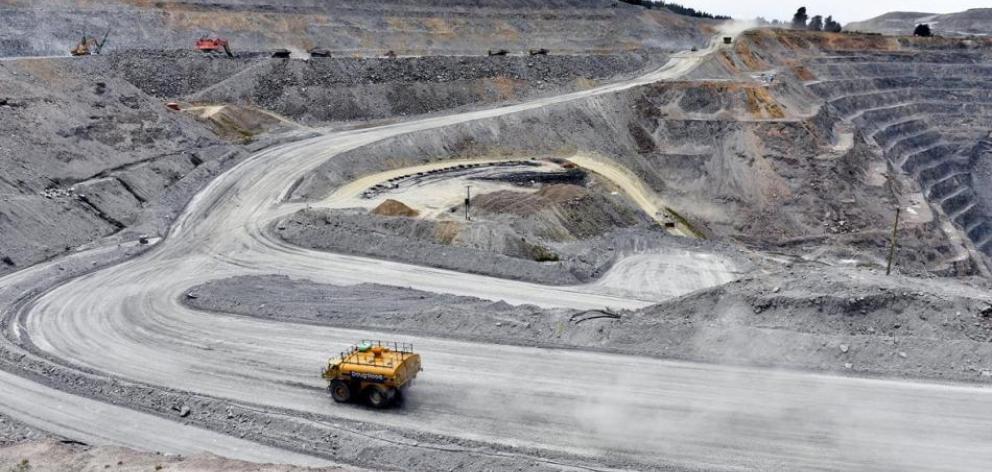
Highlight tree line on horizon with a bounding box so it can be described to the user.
[789,7,843,32]
[617,0,731,20]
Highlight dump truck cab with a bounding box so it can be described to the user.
[322,341,422,408]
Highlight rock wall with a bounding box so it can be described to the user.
[0,0,710,57]
[292,76,946,271]
[0,57,241,275]
[101,50,660,124]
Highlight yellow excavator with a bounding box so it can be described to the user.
[70,30,109,56]
[322,341,422,408]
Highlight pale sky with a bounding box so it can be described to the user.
[677,1,988,23]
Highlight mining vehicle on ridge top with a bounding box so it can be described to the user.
[70,30,109,56]
[196,37,233,57]
[322,341,422,408]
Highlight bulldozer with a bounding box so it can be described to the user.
[196,37,233,57]
[70,30,109,56]
[322,341,422,408]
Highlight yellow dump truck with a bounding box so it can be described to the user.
[322,341,422,408]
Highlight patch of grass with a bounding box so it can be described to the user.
[525,242,560,262]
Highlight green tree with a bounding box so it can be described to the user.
[914,23,933,37]
[791,7,808,29]
[824,16,843,33]
[808,15,823,31]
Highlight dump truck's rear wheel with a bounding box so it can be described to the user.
[330,380,352,403]
[366,386,395,408]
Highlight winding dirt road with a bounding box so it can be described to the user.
[3,29,992,471]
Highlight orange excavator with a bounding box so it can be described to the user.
[70,30,109,56]
[195,37,233,57]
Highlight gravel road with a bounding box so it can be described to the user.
[0,370,333,467]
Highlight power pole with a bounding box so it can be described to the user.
[465,185,471,221]
[886,207,901,275]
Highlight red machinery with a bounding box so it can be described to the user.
[195,37,232,57]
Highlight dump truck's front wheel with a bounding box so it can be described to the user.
[366,385,395,408]
[330,380,352,403]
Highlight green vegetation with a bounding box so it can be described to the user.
[824,16,843,33]
[792,7,843,33]
[791,7,808,29]
[617,0,731,20]
[526,242,560,262]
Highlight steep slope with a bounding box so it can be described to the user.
[0,57,240,275]
[0,0,711,57]
[292,68,953,274]
[705,29,992,273]
[846,9,992,37]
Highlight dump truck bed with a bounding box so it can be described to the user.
[323,341,421,390]
[338,345,421,388]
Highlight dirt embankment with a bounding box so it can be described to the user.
[0,415,49,448]
[103,51,661,125]
[0,441,342,472]
[290,74,955,273]
[277,209,661,285]
[724,29,992,271]
[0,57,247,276]
[0,0,710,57]
[278,161,672,285]
[185,264,992,383]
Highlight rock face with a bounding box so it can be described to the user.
[0,13,671,276]
[845,9,992,37]
[0,0,710,57]
[185,52,657,124]
[290,29,992,275]
[0,57,239,275]
[726,30,992,272]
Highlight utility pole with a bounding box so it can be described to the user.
[886,207,901,275]
[464,185,471,221]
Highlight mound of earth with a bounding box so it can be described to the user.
[371,199,419,217]
[473,184,590,215]
[185,264,992,382]
[472,183,648,241]
[187,104,293,143]
[278,208,599,284]
[279,177,654,282]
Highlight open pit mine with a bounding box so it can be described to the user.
[1,1,992,471]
